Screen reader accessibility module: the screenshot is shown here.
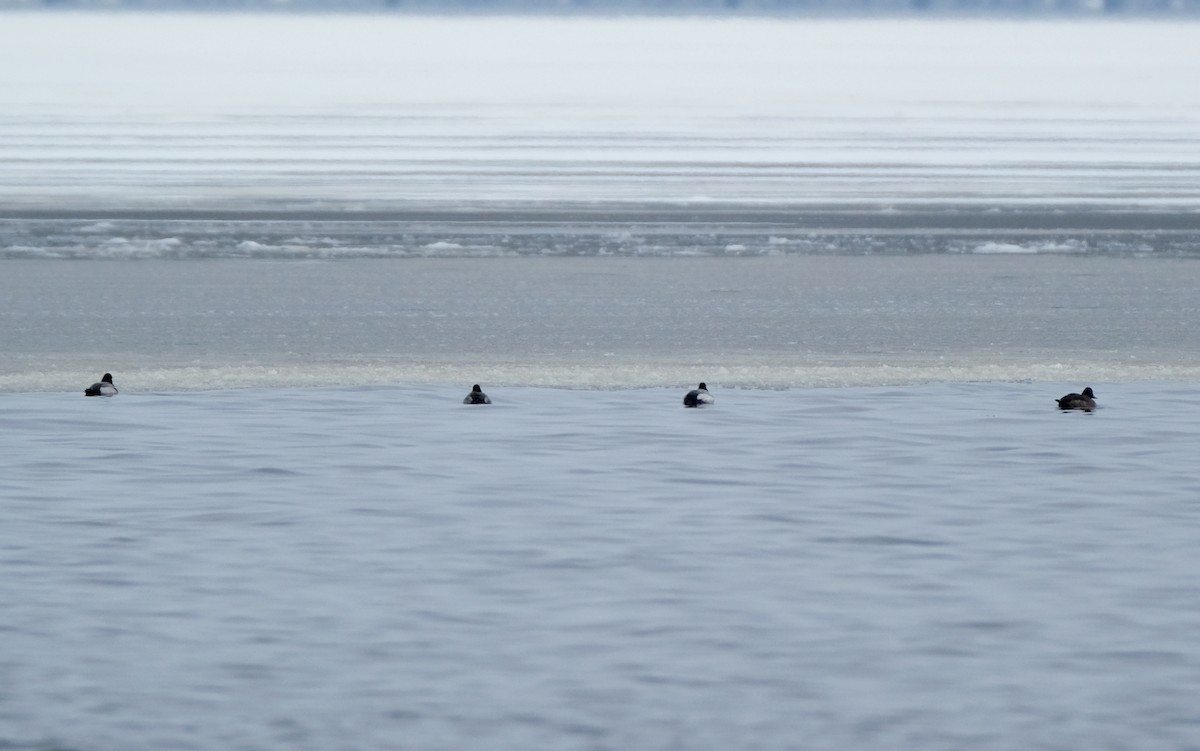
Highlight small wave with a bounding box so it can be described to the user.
[818,535,947,547]
[0,739,86,751]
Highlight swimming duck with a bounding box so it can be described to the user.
[84,373,117,397]
[463,384,491,405]
[1056,386,1095,412]
[683,382,714,408]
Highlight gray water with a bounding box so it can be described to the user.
[3,382,1200,751]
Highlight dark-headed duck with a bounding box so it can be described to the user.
[683,382,714,408]
[463,384,492,405]
[84,373,117,397]
[1056,386,1095,412]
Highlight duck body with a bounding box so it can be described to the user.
[84,373,117,397]
[463,384,491,405]
[683,382,714,408]
[1056,386,1096,412]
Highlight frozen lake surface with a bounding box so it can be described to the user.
[3,255,1200,392]
[4,381,1200,751]
[2,15,1200,256]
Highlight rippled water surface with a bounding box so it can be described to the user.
[3,382,1200,751]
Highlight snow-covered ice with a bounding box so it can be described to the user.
[1,15,1199,221]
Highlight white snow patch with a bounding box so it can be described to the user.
[973,242,1039,255]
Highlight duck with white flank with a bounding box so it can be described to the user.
[463,384,492,404]
[84,373,118,397]
[1056,386,1096,412]
[683,382,714,408]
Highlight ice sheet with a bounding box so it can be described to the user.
[2,255,1199,391]
[1,15,1199,221]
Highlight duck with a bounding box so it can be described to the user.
[463,384,491,405]
[1056,386,1095,412]
[84,373,117,397]
[683,382,714,408]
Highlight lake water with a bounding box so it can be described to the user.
[2,12,1200,751]
[4,382,1200,751]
